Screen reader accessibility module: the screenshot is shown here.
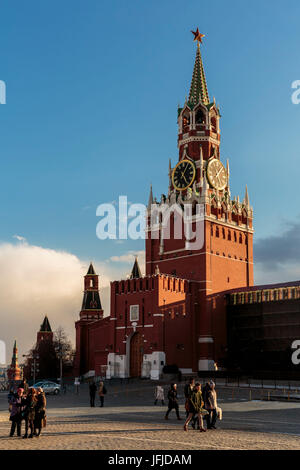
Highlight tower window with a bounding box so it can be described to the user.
[216,227,219,238]
[228,230,231,241]
[196,109,205,124]
[90,279,94,288]
[211,116,217,132]
[182,113,190,129]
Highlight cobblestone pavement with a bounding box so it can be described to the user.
[0,383,300,450]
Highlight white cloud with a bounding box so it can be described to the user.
[109,250,145,266]
[0,242,85,364]
[0,242,146,365]
[13,235,27,243]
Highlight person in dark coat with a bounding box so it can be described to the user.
[184,383,208,432]
[19,379,29,396]
[23,388,37,438]
[184,378,197,426]
[34,388,47,437]
[9,388,25,437]
[89,381,97,407]
[165,383,182,420]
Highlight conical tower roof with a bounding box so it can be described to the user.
[130,256,142,279]
[188,42,210,107]
[40,315,52,332]
[86,262,96,275]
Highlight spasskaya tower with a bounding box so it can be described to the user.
[145,29,254,369]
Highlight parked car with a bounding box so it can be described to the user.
[31,381,45,388]
[33,381,61,395]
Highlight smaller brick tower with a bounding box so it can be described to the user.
[37,315,53,344]
[80,263,104,321]
[74,263,104,376]
[7,340,21,382]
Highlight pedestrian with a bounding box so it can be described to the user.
[9,388,25,437]
[19,378,29,396]
[34,387,47,437]
[204,381,218,429]
[183,383,208,432]
[98,381,107,407]
[23,387,38,438]
[89,381,97,407]
[184,378,195,415]
[154,384,165,405]
[202,381,211,428]
[165,383,182,420]
[8,386,15,403]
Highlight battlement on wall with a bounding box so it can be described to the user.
[111,274,189,295]
[229,285,300,306]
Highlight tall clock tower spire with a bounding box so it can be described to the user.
[188,41,210,106]
[145,29,254,371]
[177,30,220,166]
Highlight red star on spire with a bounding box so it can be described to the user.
[191,28,205,44]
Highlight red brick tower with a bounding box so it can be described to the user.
[7,340,21,382]
[74,263,104,376]
[145,31,254,369]
[80,263,104,321]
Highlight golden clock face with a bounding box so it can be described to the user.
[172,159,196,191]
[206,158,227,190]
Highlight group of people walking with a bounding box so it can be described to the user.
[8,382,47,438]
[160,378,220,432]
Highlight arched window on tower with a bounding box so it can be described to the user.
[221,204,227,220]
[182,111,190,132]
[90,279,94,288]
[216,226,220,238]
[228,230,231,241]
[242,210,248,226]
[195,109,205,125]
[232,208,238,225]
[222,228,226,239]
[211,116,217,133]
[211,198,218,218]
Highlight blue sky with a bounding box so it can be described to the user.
[1,0,300,268]
[1,0,300,358]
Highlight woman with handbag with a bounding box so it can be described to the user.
[34,387,47,437]
[184,383,207,432]
[23,387,38,439]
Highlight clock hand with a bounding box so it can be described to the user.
[182,165,189,177]
[180,172,188,185]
